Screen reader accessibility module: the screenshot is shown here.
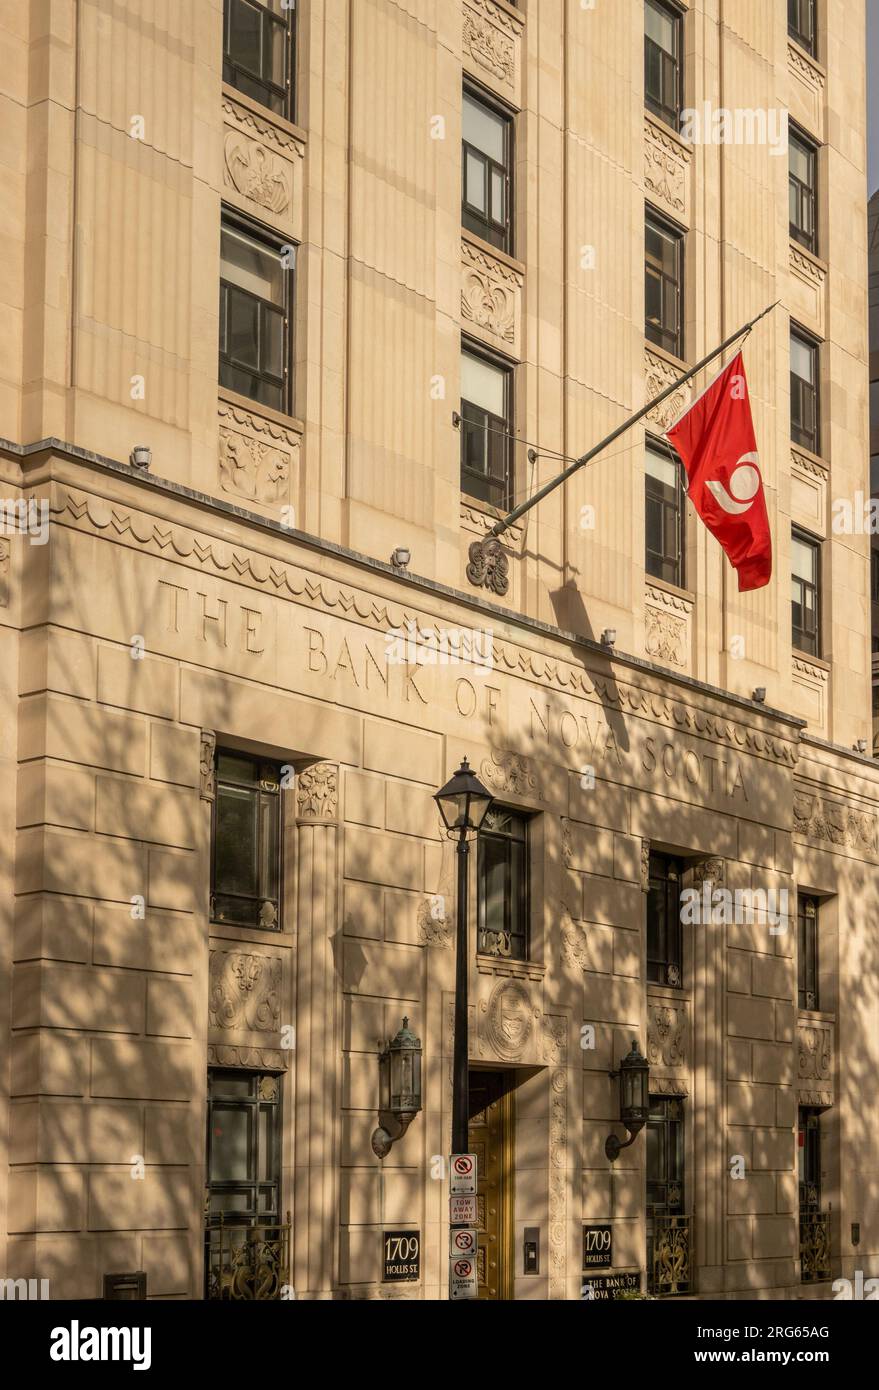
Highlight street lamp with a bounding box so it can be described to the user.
[371,1017,423,1158]
[605,1039,650,1161]
[434,758,494,1155]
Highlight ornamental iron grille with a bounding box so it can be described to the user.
[205,1071,288,1299]
[476,806,529,961]
[799,1107,831,1283]
[211,751,283,929]
[647,1095,691,1295]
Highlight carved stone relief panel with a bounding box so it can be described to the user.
[644,116,691,224]
[222,94,305,239]
[797,1018,833,1107]
[462,0,523,105]
[644,583,692,672]
[788,243,826,338]
[461,239,523,358]
[647,1001,688,1074]
[790,449,828,537]
[296,763,339,822]
[645,347,690,431]
[209,950,283,1036]
[791,656,829,739]
[793,790,878,855]
[787,43,825,141]
[217,399,300,509]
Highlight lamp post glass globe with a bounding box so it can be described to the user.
[433,758,493,835]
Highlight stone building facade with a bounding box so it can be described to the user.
[0,0,876,1301]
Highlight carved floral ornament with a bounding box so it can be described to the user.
[209,951,282,1034]
[480,750,539,798]
[644,120,689,216]
[462,0,518,88]
[296,764,338,821]
[647,1003,687,1070]
[217,400,299,506]
[461,242,521,348]
[52,487,801,767]
[645,348,691,432]
[224,130,292,214]
[645,605,686,668]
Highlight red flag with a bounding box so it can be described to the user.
[666,351,771,591]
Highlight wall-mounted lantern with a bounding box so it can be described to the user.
[605,1039,650,1161]
[371,1017,423,1158]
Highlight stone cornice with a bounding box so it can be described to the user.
[4,435,814,755]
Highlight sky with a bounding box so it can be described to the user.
[869,0,879,194]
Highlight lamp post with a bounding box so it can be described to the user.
[434,759,494,1155]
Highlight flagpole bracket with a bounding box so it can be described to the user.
[466,536,510,597]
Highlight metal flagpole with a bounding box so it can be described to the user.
[479,300,780,545]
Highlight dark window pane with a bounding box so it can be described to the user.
[215,787,258,897]
[229,0,261,76]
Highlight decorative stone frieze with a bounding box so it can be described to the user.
[645,583,692,671]
[644,116,691,222]
[645,346,690,432]
[221,93,304,236]
[460,498,524,545]
[218,399,300,507]
[788,243,826,336]
[793,790,878,854]
[208,1044,288,1070]
[462,0,522,102]
[480,750,539,799]
[461,239,523,356]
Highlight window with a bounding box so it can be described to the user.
[797,894,819,1010]
[460,344,513,508]
[870,454,879,497]
[790,327,819,453]
[872,549,879,603]
[212,750,282,929]
[798,1107,822,1209]
[462,87,513,253]
[205,1069,286,1298]
[647,1095,691,1295]
[646,440,685,587]
[789,129,818,253]
[646,211,684,358]
[791,528,821,656]
[477,807,529,961]
[646,852,683,986]
[645,0,682,129]
[206,1070,282,1225]
[220,212,294,411]
[223,0,295,118]
[788,0,816,57]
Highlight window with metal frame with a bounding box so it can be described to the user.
[797,894,819,1010]
[460,344,513,508]
[789,128,818,253]
[645,0,682,129]
[646,211,684,358]
[206,1070,283,1226]
[223,0,295,119]
[790,327,820,453]
[791,528,821,657]
[646,852,683,986]
[788,0,817,57]
[477,807,529,961]
[220,212,294,412]
[646,439,685,587]
[211,750,283,929]
[462,87,514,253]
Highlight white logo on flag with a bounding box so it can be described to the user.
[705,452,761,515]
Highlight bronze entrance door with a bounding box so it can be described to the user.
[468,1070,515,1300]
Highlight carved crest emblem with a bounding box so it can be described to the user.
[485,980,533,1059]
